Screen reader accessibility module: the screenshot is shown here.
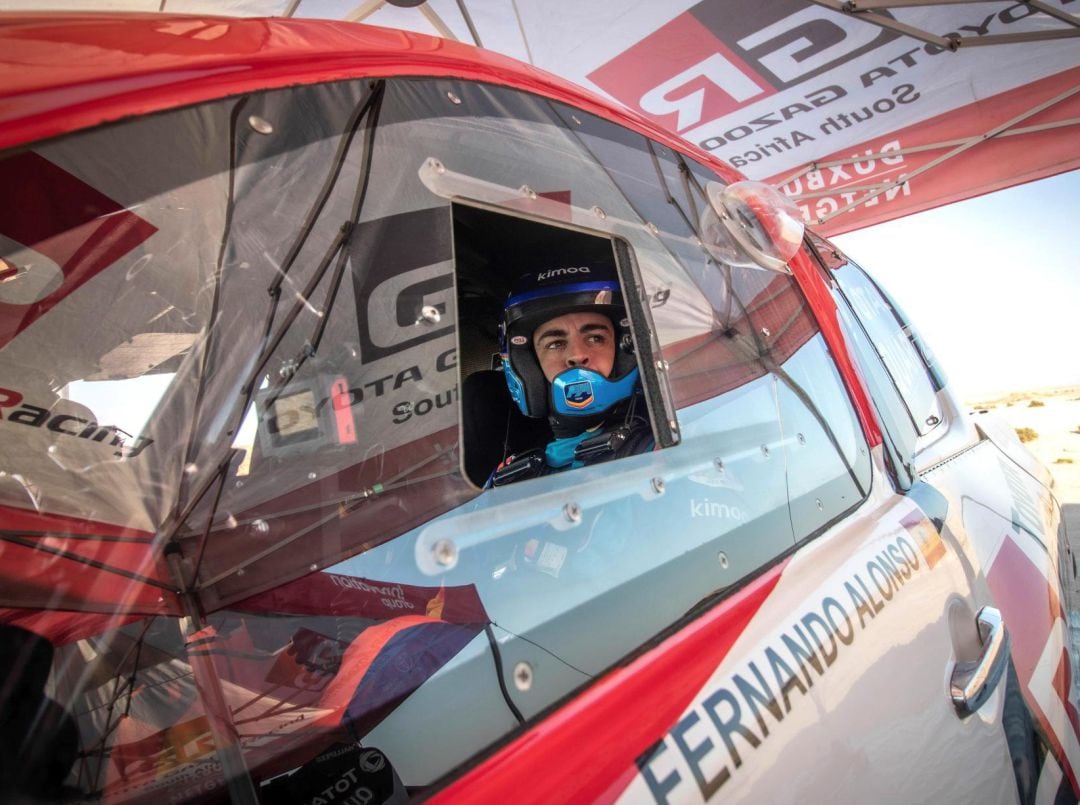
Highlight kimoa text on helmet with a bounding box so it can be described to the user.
[537,266,592,281]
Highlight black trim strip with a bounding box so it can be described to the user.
[0,529,154,544]
[485,624,525,725]
[612,238,677,447]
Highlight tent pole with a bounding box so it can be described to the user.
[166,548,259,805]
[808,86,1080,223]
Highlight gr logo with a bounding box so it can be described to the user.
[351,207,455,362]
[588,0,897,133]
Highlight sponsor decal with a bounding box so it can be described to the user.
[635,522,939,802]
[902,508,945,569]
[588,12,779,135]
[391,384,458,425]
[327,575,414,612]
[589,0,895,139]
[589,0,1071,191]
[0,152,157,350]
[331,377,358,445]
[522,538,569,578]
[975,465,1080,794]
[564,379,595,409]
[237,572,490,625]
[987,533,1080,793]
[257,348,456,432]
[260,743,399,805]
[538,266,592,281]
[997,454,1050,543]
[350,207,454,363]
[690,498,745,521]
[0,385,152,459]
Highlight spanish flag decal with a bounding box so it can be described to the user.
[903,481,950,569]
[905,515,947,569]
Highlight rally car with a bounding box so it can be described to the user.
[0,13,1075,804]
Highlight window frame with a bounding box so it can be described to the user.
[809,236,945,445]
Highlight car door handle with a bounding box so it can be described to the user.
[950,606,1010,717]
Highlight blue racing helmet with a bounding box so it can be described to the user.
[500,261,639,422]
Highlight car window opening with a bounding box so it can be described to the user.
[452,203,656,488]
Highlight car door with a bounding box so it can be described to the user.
[818,238,1080,801]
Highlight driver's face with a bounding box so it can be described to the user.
[532,312,615,383]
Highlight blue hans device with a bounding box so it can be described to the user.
[550,366,640,417]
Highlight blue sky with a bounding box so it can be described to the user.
[833,168,1080,401]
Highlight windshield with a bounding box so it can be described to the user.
[1,75,870,802]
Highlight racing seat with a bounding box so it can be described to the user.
[461,370,552,486]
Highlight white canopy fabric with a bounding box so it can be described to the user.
[7,0,1077,234]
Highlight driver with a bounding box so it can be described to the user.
[489,261,653,486]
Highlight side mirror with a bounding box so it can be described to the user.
[701,181,805,272]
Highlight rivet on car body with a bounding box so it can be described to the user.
[520,185,537,200]
[797,433,806,446]
[514,661,533,691]
[446,90,461,104]
[248,115,273,135]
[761,445,770,458]
[718,552,730,569]
[592,206,607,220]
[714,458,725,474]
[564,502,582,524]
[433,538,458,568]
[651,477,665,495]
[816,499,824,511]
[761,327,771,337]
[426,157,446,175]
[419,305,442,324]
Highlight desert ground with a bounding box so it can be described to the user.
[969,385,1080,505]
[968,385,1080,565]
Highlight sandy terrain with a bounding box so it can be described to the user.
[968,385,1080,506]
